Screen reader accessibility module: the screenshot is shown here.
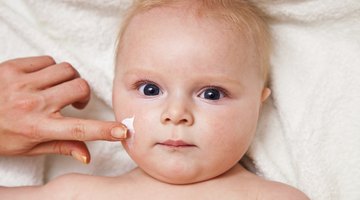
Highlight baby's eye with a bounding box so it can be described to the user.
[138,83,161,96]
[198,87,225,100]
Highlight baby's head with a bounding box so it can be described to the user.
[113,0,271,184]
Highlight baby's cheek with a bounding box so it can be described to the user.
[113,89,138,121]
[205,113,250,153]
[121,111,158,149]
[135,109,159,131]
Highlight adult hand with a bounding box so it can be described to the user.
[0,56,127,164]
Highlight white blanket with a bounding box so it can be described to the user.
[0,0,359,199]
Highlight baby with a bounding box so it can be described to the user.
[0,0,309,199]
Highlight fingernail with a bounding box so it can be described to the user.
[111,126,128,139]
[71,151,89,164]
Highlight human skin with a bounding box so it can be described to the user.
[113,5,271,184]
[0,56,127,163]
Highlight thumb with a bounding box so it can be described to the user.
[28,141,91,164]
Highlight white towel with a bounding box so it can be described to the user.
[0,1,359,199]
[248,0,360,199]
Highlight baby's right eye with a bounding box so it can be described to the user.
[138,82,162,96]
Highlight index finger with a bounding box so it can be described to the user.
[39,117,128,142]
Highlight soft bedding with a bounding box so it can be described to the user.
[0,1,359,199]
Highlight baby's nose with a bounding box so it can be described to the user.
[160,100,194,126]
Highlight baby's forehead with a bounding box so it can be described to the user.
[116,1,268,84]
[121,4,254,58]
[129,4,248,36]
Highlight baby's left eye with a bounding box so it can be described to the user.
[198,88,225,100]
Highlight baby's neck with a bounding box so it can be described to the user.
[128,164,251,186]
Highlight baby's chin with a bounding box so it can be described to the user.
[139,164,221,185]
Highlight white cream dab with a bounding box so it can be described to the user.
[122,117,135,149]
[122,117,135,134]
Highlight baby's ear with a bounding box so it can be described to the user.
[261,88,271,102]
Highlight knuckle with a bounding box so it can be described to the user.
[2,59,17,67]
[41,55,56,64]
[52,141,69,155]
[28,124,41,140]
[11,80,29,90]
[75,78,90,97]
[0,61,18,79]
[60,62,77,77]
[71,122,86,140]
[11,94,45,112]
[20,122,42,141]
[99,125,112,139]
[14,98,37,111]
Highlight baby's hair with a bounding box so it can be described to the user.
[115,0,271,86]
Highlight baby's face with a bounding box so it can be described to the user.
[113,6,268,184]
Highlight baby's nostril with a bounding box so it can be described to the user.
[179,119,188,124]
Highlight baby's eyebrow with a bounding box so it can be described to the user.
[198,74,243,85]
[121,67,244,88]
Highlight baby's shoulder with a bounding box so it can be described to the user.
[46,172,98,187]
[256,180,310,200]
[221,167,309,200]
[44,172,141,199]
[42,173,114,199]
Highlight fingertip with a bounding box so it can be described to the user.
[110,126,128,140]
[71,151,91,164]
[71,101,89,109]
[69,142,91,164]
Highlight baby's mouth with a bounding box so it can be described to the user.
[157,140,196,148]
